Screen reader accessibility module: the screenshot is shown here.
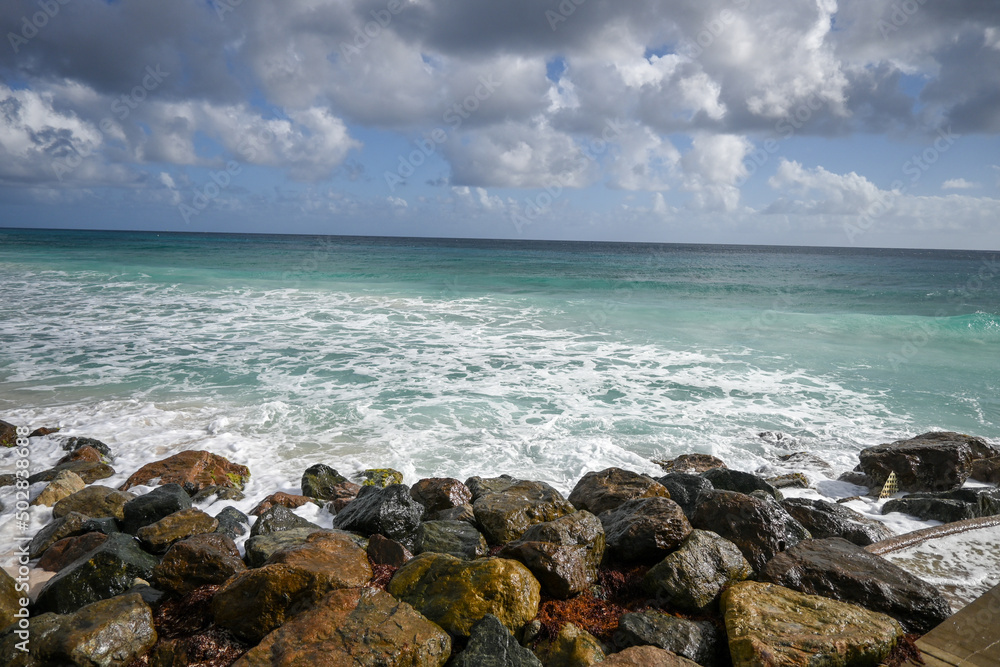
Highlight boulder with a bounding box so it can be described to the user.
[614,610,720,667]
[882,487,1000,522]
[0,418,16,448]
[28,460,115,485]
[655,473,713,518]
[838,470,870,487]
[332,484,424,549]
[722,581,903,667]
[233,587,451,667]
[250,504,322,537]
[29,511,93,559]
[0,568,21,630]
[214,505,250,539]
[120,483,192,534]
[61,436,114,459]
[971,456,1000,483]
[33,533,159,615]
[137,507,219,553]
[56,444,107,465]
[473,479,575,545]
[600,497,692,564]
[30,470,85,507]
[411,477,473,515]
[243,527,326,568]
[28,426,60,438]
[500,511,604,599]
[776,452,834,474]
[858,431,999,493]
[465,474,519,500]
[759,537,952,634]
[361,468,404,487]
[702,467,780,499]
[533,622,605,667]
[690,489,807,571]
[451,613,543,667]
[368,533,413,567]
[417,520,489,560]
[189,484,245,503]
[430,503,476,523]
[121,449,251,493]
[300,463,349,499]
[602,646,701,666]
[387,553,541,637]
[52,485,135,520]
[568,467,671,516]
[781,497,893,546]
[643,529,752,613]
[767,472,809,489]
[250,491,316,515]
[655,453,726,474]
[80,517,120,535]
[152,533,246,595]
[37,532,109,573]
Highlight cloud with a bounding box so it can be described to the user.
[942,178,979,190]
[766,159,886,215]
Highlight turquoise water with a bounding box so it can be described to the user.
[0,228,997,493]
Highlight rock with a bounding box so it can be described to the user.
[757,431,797,445]
[766,472,809,489]
[37,532,109,573]
[152,533,247,595]
[411,477,473,515]
[614,610,720,667]
[125,583,166,609]
[332,483,424,549]
[30,470,85,507]
[600,497,692,564]
[387,553,541,637]
[644,529,752,613]
[233,587,451,667]
[0,473,15,487]
[568,467,671,516]
[214,505,250,539]
[533,622,605,667]
[213,531,372,642]
[250,504,322,537]
[971,456,1000,483]
[62,436,114,459]
[0,568,21,630]
[28,426,60,437]
[702,467,780,498]
[28,460,115,485]
[655,473,713,518]
[777,452,834,473]
[0,418,19,447]
[250,491,316,515]
[57,444,107,465]
[34,532,159,615]
[80,517,120,535]
[417,520,489,560]
[430,503,476,523]
[781,497,893,546]
[29,512,93,559]
[859,431,999,493]
[602,646,701,666]
[361,467,404,487]
[300,463,348,500]
[465,474,519,500]
[244,527,322,568]
[189,484,245,502]
[722,581,903,667]
[121,449,251,493]
[137,507,219,553]
[500,511,604,599]
[451,613,543,667]
[120,483,192,534]
[690,489,807,571]
[759,537,952,634]
[368,533,413,566]
[654,453,726,474]
[52,485,135,520]
[837,470,869,487]
[473,479,576,545]
[882,487,1000,522]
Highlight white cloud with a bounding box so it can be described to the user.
[942,178,979,190]
[766,159,887,215]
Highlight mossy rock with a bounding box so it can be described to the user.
[361,468,404,487]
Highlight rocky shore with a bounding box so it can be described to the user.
[2,422,1000,666]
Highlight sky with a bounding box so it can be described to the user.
[1,0,999,249]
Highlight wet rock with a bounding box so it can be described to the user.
[500,511,604,599]
[602,646,701,666]
[971,456,1000,483]
[429,503,476,523]
[28,460,115,485]
[690,489,807,571]
[214,505,250,539]
[451,613,543,667]
[722,581,903,667]
[702,467,780,499]
[81,516,120,535]
[614,610,720,667]
[533,622,605,667]
[250,503,322,537]
[137,507,219,553]
[767,472,809,489]
[473,479,575,545]
[300,463,348,500]
[882,487,1000,522]
[0,418,18,447]
[37,532,109,573]
[411,477,473,515]
[120,483,192,534]
[332,483,424,549]
[361,467,404,487]
[121,449,251,493]
[777,452,834,474]
[759,537,952,634]
[0,568,20,630]
[189,484,245,503]
[28,426,59,438]
[56,444,107,465]
[387,552,541,637]
[417,519,488,560]
[243,527,319,568]
[781,497,893,546]
[644,529,752,613]
[600,497,692,564]
[466,474,519,500]
[30,470,85,507]
[152,533,246,595]
[249,491,316,515]
[368,533,413,566]
[233,587,451,667]
[34,532,159,615]
[52,485,135,521]
[125,582,166,609]
[0,473,15,487]
[859,431,999,493]
[654,453,726,474]
[29,511,93,559]
[757,431,798,446]
[568,467,671,516]
[655,473,713,518]
[62,436,114,459]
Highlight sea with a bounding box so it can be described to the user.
[1,228,999,575]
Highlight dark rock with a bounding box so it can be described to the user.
[644,529,752,613]
[0,419,17,448]
[56,444,107,465]
[61,436,113,458]
[473,479,575,545]
[0,474,15,487]
[0,568,20,630]
[300,463,348,499]
[759,537,952,634]
[500,511,604,599]
[776,452,834,473]
[690,489,807,571]
[600,497,692,564]
[883,487,1000,522]
[752,491,812,546]
[656,473,714,518]
[33,532,159,615]
[121,483,192,534]
[837,470,870,486]
[465,474,519,501]
[614,610,720,667]
[80,517,120,535]
[971,456,1000,483]
[702,467,780,498]
[332,483,424,549]
[137,507,220,553]
[121,449,251,493]
[126,583,167,608]
[568,467,671,516]
[781,497,893,546]
[452,613,543,667]
[28,426,59,438]
[250,503,322,537]
[757,431,797,446]
[214,505,250,539]
[859,431,999,493]
[417,520,488,559]
[28,460,115,485]
[250,491,316,515]
[429,503,476,523]
[367,533,413,566]
[29,512,93,559]
[52,485,134,520]
[654,453,726,474]
[410,477,473,515]
[37,532,109,573]
[189,484,245,503]
[244,527,321,568]
[152,533,247,595]
[766,472,809,489]
[360,467,404,487]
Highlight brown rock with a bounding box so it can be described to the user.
[568,467,671,516]
[37,533,109,573]
[368,533,413,567]
[429,503,476,523]
[972,456,1000,483]
[121,449,251,493]
[473,479,576,545]
[0,568,21,630]
[859,431,999,493]
[29,426,60,437]
[52,485,135,520]
[28,512,93,559]
[137,508,219,553]
[411,477,473,515]
[152,533,247,595]
[654,453,727,474]
[0,419,17,448]
[600,497,692,564]
[30,460,115,484]
[533,622,605,667]
[56,445,106,465]
[602,646,701,667]
[250,491,317,516]
[31,470,85,507]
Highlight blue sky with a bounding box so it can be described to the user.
[2,0,999,249]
